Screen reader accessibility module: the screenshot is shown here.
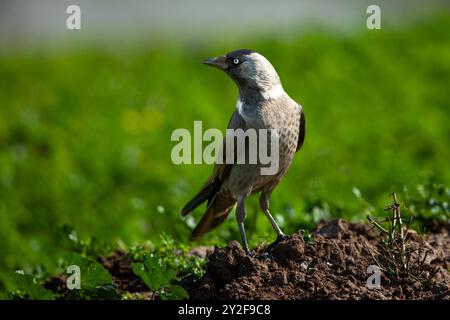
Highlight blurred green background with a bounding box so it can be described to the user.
[0,1,449,292]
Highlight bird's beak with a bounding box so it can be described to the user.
[203,55,228,70]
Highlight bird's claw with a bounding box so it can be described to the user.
[258,252,275,260]
[266,233,288,252]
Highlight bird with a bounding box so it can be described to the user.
[181,49,305,255]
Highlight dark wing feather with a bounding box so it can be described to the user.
[296,105,306,152]
[181,179,219,216]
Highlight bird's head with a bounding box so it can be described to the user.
[203,49,282,99]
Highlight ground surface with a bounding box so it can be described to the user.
[184,220,450,299]
[47,219,450,300]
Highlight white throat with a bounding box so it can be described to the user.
[260,84,284,100]
[236,98,245,117]
[236,98,250,123]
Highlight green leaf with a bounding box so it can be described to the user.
[169,284,189,300]
[131,262,152,289]
[65,253,113,292]
[131,255,179,293]
[95,283,121,300]
[144,257,165,291]
[12,271,54,300]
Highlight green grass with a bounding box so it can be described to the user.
[0,16,449,294]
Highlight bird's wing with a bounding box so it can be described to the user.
[209,110,246,196]
[188,111,248,238]
[181,110,245,216]
[296,104,306,152]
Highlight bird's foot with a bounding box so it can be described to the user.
[243,246,252,256]
[258,252,275,260]
[265,233,288,252]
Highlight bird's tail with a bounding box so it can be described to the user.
[189,198,235,240]
[182,166,235,239]
[181,180,219,216]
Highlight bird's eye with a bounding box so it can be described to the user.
[233,58,240,65]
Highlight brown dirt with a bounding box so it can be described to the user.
[185,219,450,300]
[46,219,450,300]
[97,251,149,293]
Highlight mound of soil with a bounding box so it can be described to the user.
[46,219,450,300]
[184,219,450,299]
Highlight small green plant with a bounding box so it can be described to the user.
[403,179,450,223]
[301,230,313,245]
[129,235,207,279]
[7,271,54,300]
[63,253,119,299]
[129,235,209,300]
[131,255,189,300]
[57,225,112,258]
[367,193,438,284]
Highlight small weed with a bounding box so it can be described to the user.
[130,235,206,279]
[131,255,189,300]
[62,253,119,299]
[367,193,438,284]
[129,235,207,299]
[57,225,112,258]
[403,179,450,224]
[300,229,313,245]
[6,271,54,300]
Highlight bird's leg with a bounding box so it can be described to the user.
[260,192,286,243]
[237,196,251,255]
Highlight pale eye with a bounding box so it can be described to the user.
[233,58,240,65]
